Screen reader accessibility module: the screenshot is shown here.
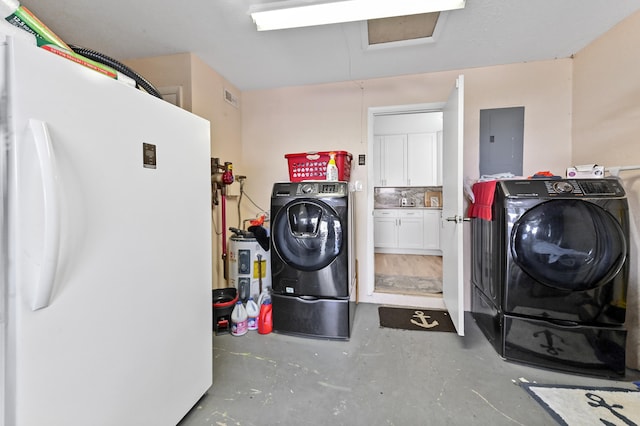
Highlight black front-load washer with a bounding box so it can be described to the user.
[471,178,630,377]
[270,181,355,339]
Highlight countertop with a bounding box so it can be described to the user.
[374,206,442,210]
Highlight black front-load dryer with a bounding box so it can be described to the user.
[270,181,355,339]
[472,178,630,377]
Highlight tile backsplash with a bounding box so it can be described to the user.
[374,187,443,208]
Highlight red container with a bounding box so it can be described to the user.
[258,300,273,335]
[212,288,239,334]
[285,151,353,182]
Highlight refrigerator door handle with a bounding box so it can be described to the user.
[29,119,61,310]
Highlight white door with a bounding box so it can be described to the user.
[441,75,465,336]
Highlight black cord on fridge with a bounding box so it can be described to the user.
[69,45,163,99]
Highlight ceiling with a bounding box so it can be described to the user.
[20,0,640,91]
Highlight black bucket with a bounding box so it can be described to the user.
[212,288,238,335]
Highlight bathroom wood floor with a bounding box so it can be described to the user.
[375,253,442,277]
[374,253,442,296]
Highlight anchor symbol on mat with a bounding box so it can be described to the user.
[585,393,637,426]
[411,311,439,329]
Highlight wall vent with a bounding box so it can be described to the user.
[224,88,239,108]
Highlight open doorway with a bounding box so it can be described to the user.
[368,105,445,303]
[364,76,465,335]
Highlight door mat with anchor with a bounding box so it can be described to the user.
[520,383,640,426]
[378,306,456,333]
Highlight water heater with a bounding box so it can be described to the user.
[228,235,271,302]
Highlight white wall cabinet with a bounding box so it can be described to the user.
[374,209,441,254]
[407,133,439,186]
[373,135,406,186]
[374,133,441,186]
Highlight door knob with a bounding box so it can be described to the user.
[445,215,470,223]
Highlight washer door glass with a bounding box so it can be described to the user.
[511,200,626,291]
[272,200,343,271]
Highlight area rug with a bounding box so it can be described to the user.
[378,306,455,333]
[375,274,442,294]
[520,383,640,425]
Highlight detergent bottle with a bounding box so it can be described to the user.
[326,152,339,181]
[231,300,248,336]
[245,297,259,331]
[258,300,273,335]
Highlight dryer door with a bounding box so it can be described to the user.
[272,199,343,272]
[511,199,626,291]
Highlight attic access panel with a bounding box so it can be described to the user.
[367,12,439,46]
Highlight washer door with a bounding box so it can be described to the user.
[511,200,626,291]
[272,199,343,272]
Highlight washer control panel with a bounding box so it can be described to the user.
[501,178,625,198]
[296,182,346,196]
[272,181,348,197]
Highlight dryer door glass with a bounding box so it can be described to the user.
[511,200,626,291]
[273,200,343,271]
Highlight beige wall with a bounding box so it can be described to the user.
[125,53,194,110]
[573,10,640,369]
[124,54,243,289]
[242,59,573,306]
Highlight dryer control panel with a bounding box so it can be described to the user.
[501,178,625,198]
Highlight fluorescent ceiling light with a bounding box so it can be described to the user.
[250,0,466,31]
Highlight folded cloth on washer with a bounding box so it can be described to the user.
[467,180,498,220]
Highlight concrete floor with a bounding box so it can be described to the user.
[179,303,640,426]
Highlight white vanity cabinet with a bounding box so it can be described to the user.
[373,210,399,248]
[423,210,441,250]
[374,209,423,249]
[396,210,424,249]
[374,209,441,254]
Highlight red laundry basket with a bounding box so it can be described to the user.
[285,151,353,182]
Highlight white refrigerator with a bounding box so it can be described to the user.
[0,25,213,426]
